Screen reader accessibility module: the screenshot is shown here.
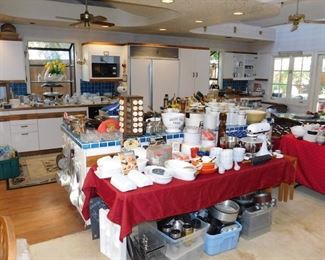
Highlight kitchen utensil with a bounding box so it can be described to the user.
[191,219,202,230]
[161,112,185,133]
[290,125,306,138]
[173,219,184,232]
[209,200,240,224]
[253,192,272,204]
[144,166,173,184]
[219,135,238,149]
[162,224,173,234]
[169,229,182,240]
[240,136,263,154]
[234,161,240,171]
[182,223,193,236]
[251,154,272,165]
[246,110,266,124]
[164,160,197,181]
[233,147,246,162]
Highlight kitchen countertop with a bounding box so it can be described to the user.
[0,102,114,111]
[274,113,325,124]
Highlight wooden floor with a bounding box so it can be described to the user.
[0,180,84,244]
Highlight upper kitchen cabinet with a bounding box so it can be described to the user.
[255,53,272,80]
[179,48,210,97]
[0,40,26,81]
[81,43,128,81]
[222,52,257,80]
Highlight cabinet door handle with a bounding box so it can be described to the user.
[21,133,29,136]
[20,125,28,128]
[196,72,198,78]
[193,72,195,78]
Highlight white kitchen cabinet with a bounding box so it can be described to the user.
[0,40,26,81]
[82,43,128,81]
[222,52,257,81]
[38,117,63,150]
[255,54,272,80]
[179,48,210,96]
[130,58,180,111]
[10,119,39,152]
[0,121,11,146]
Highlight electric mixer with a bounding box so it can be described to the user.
[246,122,272,157]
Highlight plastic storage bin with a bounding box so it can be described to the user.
[140,220,209,260]
[0,156,20,180]
[204,222,242,256]
[241,206,272,239]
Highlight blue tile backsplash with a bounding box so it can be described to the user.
[223,79,248,91]
[9,83,27,96]
[80,80,118,96]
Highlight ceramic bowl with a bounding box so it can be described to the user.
[162,112,185,133]
[164,160,197,181]
[290,125,306,138]
[246,110,266,124]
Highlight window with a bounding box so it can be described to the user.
[271,55,312,102]
[27,41,76,96]
[209,51,219,88]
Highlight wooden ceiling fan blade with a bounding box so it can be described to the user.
[92,15,107,22]
[262,22,289,28]
[70,21,83,27]
[92,21,115,27]
[56,16,80,21]
[304,19,325,24]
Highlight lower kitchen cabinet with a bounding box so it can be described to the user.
[10,119,39,152]
[11,131,39,152]
[0,121,11,146]
[38,117,64,150]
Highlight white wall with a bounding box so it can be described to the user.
[251,23,325,113]
[17,24,253,93]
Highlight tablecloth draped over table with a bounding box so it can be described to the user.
[82,157,296,241]
[279,134,325,194]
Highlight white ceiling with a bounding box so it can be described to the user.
[0,0,324,40]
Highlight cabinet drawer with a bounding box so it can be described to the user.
[10,120,38,133]
[11,132,39,152]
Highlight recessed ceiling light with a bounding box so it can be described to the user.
[159,28,167,31]
[195,20,203,23]
[161,0,174,3]
[101,25,109,28]
[233,11,244,16]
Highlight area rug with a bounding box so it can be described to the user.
[7,154,59,190]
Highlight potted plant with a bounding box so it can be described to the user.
[43,59,66,82]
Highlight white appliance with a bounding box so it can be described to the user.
[130,58,180,112]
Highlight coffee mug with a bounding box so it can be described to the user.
[233,147,246,162]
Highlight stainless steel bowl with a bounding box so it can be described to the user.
[209,200,240,223]
[220,136,238,149]
[240,137,263,154]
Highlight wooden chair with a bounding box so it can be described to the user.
[0,216,16,260]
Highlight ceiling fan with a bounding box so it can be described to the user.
[287,0,325,32]
[56,0,115,28]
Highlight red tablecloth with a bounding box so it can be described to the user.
[279,134,325,194]
[82,158,295,241]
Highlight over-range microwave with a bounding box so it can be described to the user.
[91,55,120,78]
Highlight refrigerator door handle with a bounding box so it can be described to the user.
[149,61,154,111]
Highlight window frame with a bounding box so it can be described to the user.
[270,54,314,105]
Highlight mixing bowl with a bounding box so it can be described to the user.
[246,110,266,124]
[162,112,185,133]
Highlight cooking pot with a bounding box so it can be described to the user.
[240,137,263,154]
[253,192,272,204]
[209,200,240,224]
